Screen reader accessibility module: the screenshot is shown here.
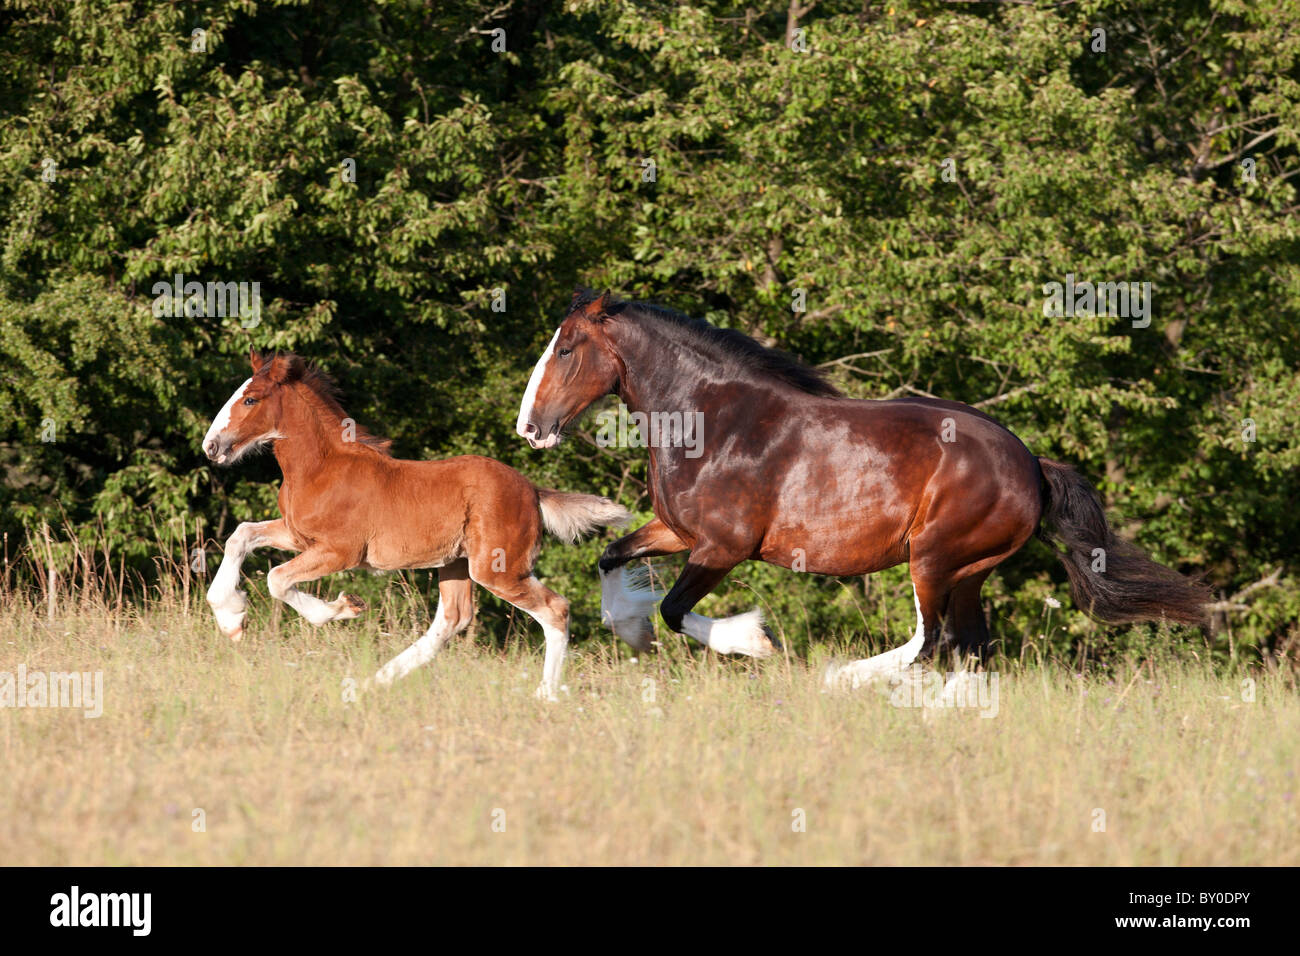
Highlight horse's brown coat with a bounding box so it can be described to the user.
[518,291,1208,672]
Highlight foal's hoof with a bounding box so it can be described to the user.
[212,605,247,642]
[761,624,783,654]
[821,658,850,693]
[335,593,367,620]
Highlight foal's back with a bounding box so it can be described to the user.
[281,449,542,572]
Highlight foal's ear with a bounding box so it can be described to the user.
[249,347,265,373]
[265,353,306,385]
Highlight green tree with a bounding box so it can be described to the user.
[2,0,1295,659]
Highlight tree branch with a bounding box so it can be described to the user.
[1206,566,1283,613]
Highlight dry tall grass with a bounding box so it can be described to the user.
[1,527,1296,865]
[1,609,1295,864]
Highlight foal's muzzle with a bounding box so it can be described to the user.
[204,436,234,465]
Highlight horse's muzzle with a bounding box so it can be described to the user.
[519,420,561,449]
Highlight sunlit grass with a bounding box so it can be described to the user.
[1,585,1296,865]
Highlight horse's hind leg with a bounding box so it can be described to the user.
[940,571,993,661]
[470,559,570,702]
[372,560,474,686]
[823,576,949,690]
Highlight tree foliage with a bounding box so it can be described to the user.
[2,0,1296,657]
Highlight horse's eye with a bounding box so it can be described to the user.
[243,397,258,406]
[557,348,572,357]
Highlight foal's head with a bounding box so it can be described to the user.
[516,290,623,448]
[202,349,306,465]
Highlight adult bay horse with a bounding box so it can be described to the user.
[515,290,1208,688]
[202,349,629,699]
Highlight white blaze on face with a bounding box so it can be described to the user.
[204,378,251,463]
[516,328,561,447]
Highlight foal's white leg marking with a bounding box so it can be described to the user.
[824,586,928,690]
[266,565,361,626]
[207,519,278,640]
[515,328,560,440]
[599,565,662,651]
[372,602,458,686]
[682,607,776,657]
[531,615,569,703]
[203,378,252,460]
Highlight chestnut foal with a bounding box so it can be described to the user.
[201,349,628,700]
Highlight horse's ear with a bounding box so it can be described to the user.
[569,286,596,316]
[249,347,265,373]
[594,289,614,320]
[265,353,305,385]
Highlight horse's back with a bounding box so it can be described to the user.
[752,392,1042,575]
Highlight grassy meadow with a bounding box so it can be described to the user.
[1,571,1296,867]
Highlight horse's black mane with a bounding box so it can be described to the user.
[570,290,840,397]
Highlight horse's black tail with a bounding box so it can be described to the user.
[1037,458,1209,627]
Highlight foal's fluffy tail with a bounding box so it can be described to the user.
[537,489,631,543]
[1037,458,1209,627]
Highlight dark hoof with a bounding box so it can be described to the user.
[761,624,783,652]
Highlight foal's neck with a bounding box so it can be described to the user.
[271,385,350,481]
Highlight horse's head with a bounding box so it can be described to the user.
[516,290,622,449]
[203,349,304,465]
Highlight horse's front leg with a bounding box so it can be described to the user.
[266,547,366,626]
[596,517,686,651]
[659,548,780,658]
[207,518,299,641]
[597,517,686,572]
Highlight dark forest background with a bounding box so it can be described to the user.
[1,0,1296,661]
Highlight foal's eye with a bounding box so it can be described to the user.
[243,397,258,406]
[557,348,572,357]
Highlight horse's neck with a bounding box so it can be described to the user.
[616,330,771,417]
[271,396,339,484]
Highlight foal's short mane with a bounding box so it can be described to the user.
[269,355,393,455]
[570,289,840,397]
